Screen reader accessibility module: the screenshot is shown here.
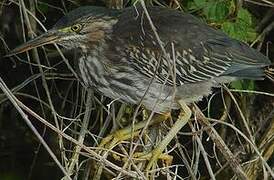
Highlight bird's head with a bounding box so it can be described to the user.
[6,6,120,56]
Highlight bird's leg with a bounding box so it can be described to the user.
[94,111,171,178]
[98,112,171,151]
[134,100,192,171]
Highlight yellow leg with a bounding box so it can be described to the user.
[94,112,172,179]
[132,152,173,167]
[135,100,192,170]
[96,101,191,175]
[98,112,170,150]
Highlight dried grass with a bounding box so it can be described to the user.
[0,0,274,179]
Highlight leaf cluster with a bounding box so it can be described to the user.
[187,0,258,90]
[188,0,257,42]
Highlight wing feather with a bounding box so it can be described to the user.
[110,6,270,86]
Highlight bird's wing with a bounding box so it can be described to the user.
[111,6,270,86]
[122,37,232,86]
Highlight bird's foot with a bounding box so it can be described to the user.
[132,101,192,171]
[97,112,170,153]
[98,127,141,151]
[93,112,171,178]
[132,150,173,170]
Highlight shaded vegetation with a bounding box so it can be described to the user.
[0,0,274,179]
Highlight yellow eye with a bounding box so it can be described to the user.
[71,24,82,32]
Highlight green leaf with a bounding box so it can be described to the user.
[230,80,243,90]
[187,1,198,10]
[237,8,253,25]
[221,8,256,42]
[222,21,235,35]
[230,80,255,90]
[194,0,206,8]
[222,21,246,41]
[203,1,229,22]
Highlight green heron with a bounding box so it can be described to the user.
[7,5,272,170]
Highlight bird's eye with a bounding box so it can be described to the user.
[71,24,82,33]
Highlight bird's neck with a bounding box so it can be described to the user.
[78,44,109,88]
[83,18,118,47]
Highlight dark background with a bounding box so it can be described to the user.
[0,0,274,179]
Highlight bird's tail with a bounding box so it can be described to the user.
[265,66,274,82]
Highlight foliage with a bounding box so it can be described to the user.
[186,0,258,90]
[188,0,256,42]
[222,8,257,42]
[230,79,255,91]
[0,0,273,180]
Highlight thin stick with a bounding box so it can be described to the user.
[67,90,93,176]
[193,104,248,180]
[189,123,216,180]
[2,83,139,178]
[0,77,72,180]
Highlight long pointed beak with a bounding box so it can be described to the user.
[6,30,61,57]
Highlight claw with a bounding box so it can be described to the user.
[98,129,142,150]
[132,151,173,170]
[94,110,179,177]
[98,112,171,151]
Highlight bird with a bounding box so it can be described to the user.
[7,5,272,171]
